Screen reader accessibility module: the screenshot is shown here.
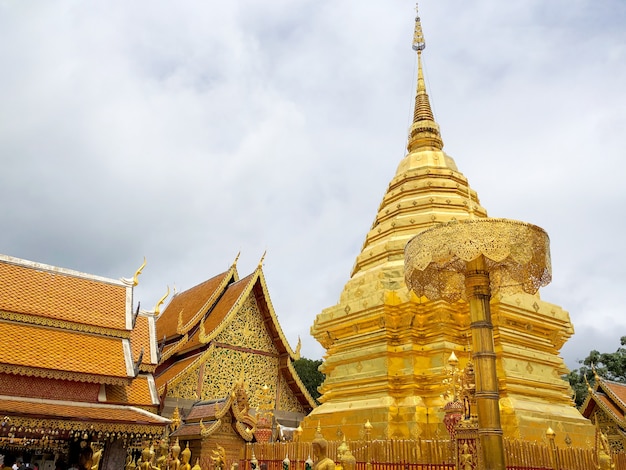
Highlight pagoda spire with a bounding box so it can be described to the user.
[407,4,443,153]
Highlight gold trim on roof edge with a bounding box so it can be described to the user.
[201,266,298,360]
[2,414,166,436]
[157,345,214,395]
[590,391,626,427]
[582,379,626,427]
[286,360,317,410]
[179,264,238,336]
[160,334,189,362]
[0,311,132,338]
[0,364,131,386]
[199,418,222,437]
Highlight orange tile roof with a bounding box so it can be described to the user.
[185,401,227,421]
[157,271,232,339]
[131,315,156,367]
[597,393,625,421]
[0,322,130,380]
[106,374,157,407]
[154,354,200,391]
[177,275,252,355]
[0,258,128,330]
[0,395,169,427]
[170,422,204,438]
[602,380,626,407]
[0,373,100,402]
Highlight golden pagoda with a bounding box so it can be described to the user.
[304,7,594,446]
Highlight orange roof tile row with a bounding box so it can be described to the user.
[0,395,169,426]
[131,315,156,367]
[105,374,157,407]
[185,401,227,421]
[0,373,100,402]
[0,322,130,379]
[170,422,204,438]
[596,393,625,421]
[177,275,252,355]
[603,380,626,406]
[157,271,232,339]
[154,354,200,391]
[0,260,128,330]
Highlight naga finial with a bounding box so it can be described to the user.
[120,257,147,287]
[412,3,426,52]
[258,250,267,269]
[234,251,241,266]
[295,336,302,359]
[154,286,170,316]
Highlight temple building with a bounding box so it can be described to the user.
[0,254,169,470]
[581,374,626,451]
[304,9,594,446]
[154,255,315,465]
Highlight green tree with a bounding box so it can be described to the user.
[293,357,325,404]
[565,336,626,407]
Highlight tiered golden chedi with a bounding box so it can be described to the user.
[305,9,594,446]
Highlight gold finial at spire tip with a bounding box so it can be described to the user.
[412,3,425,52]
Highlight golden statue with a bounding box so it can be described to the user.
[211,444,226,470]
[459,442,473,470]
[598,429,615,470]
[339,446,355,470]
[168,439,181,470]
[91,445,103,470]
[180,442,192,470]
[155,439,169,470]
[312,427,335,470]
[139,442,157,470]
[191,460,201,470]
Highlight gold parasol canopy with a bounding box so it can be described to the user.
[404,218,551,302]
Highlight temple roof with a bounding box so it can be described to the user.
[0,254,131,332]
[155,257,315,411]
[0,321,133,384]
[0,253,169,439]
[158,267,237,341]
[581,376,626,426]
[0,394,169,436]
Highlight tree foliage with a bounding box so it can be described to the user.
[293,357,325,404]
[565,335,626,407]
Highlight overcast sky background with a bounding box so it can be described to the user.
[1,1,625,370]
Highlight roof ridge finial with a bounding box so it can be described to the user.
[257,250,267,270]
[407,4,444,153]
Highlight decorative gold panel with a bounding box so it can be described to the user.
[201,347,279,408]
[278,374,306,414]
[214,296,278,354]
[167,365,200,400]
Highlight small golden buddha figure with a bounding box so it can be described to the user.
[312,428,335,470]
[90,445,102,470]
[168,439,181,470]
[339,448,355,470]
[180,443,192,470]
[155,439,169,470]
[191,459,201,470]
[139,443,155,470]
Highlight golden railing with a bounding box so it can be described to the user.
[238,438,626,470]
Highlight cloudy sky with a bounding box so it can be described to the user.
[1,1,625,370]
